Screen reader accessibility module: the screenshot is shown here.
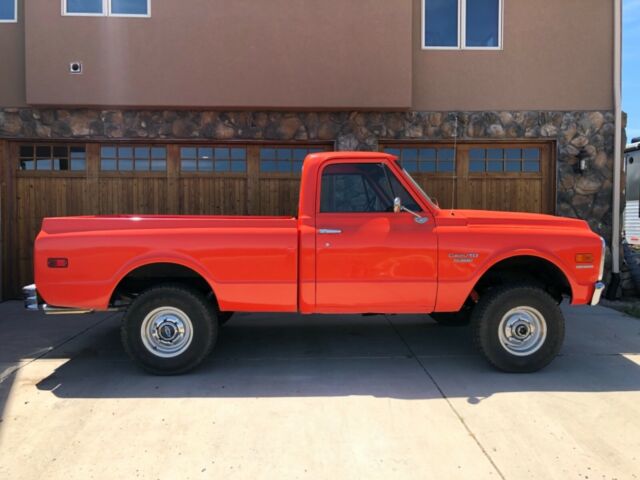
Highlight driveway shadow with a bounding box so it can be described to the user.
[31,309,640,402]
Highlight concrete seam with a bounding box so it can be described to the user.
[384,315,507,480]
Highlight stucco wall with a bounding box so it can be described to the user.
[412,0,614,111]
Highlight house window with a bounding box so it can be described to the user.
[63,0,150,17]
[260,147,325,173]
[19,145,86,171]
[0,0,17,22]
[101,145,166,171]
[384,147,455,173]
[180,146,247,173]
[423,0,502,49]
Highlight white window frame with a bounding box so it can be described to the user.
[0,0,18,23]
[422,0,503,51]
[62,0,151,18]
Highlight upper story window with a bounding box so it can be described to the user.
[0,0,17,22]
[423,0,502,50]
[63,0,150,17]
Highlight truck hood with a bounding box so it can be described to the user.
[437,209,590,230]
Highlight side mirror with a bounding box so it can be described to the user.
[392,196,429,225]
[393,197,402,214]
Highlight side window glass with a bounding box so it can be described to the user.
[319,163,422,213]
[320,163,394,213]
[383,166,423,212]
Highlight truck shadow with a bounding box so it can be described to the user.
[32,310,640,402]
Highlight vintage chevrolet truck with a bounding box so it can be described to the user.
[24,152,605,375]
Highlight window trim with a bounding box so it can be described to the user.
[62,0,151,18]
[421,0,503,51]
[0,0,18,23]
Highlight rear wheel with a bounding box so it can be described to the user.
[472,285,564,372]
[121,285,218,375]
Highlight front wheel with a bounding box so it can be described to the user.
[472,285,565,373]
[121,285,218,375]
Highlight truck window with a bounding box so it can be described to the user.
[320,163,421,213]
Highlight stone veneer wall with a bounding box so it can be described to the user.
[0,108,617,243]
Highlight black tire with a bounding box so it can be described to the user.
[471,284,565,373]
[121,284,218,375]
[218,311,234,325]
[430,310,471,326]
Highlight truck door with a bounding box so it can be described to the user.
[314,162,437,313]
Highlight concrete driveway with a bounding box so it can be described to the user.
[0,301,639,480]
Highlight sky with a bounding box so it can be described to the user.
[625,0,640,142]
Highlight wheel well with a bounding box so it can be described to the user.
[110,263,214,307]
[473,256,572,303]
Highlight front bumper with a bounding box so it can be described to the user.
[590,281,605,306]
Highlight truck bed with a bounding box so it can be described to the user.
[36,215,299,311]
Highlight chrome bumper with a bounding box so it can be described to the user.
[22,284,95,315]
[590,281,606,306]
[23,284,39,311]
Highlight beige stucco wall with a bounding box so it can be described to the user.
[24,0,412,109]
[412,0,614,111]
[3,0,615,111]
[0,0,25,107]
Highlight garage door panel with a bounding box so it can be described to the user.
[383,143,554,215]
[179,177,248,215]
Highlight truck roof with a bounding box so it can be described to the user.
[305,151,397,167]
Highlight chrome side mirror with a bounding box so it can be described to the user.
[393,196,429,224]
[393,197,402,214]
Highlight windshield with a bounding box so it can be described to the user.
[401,168,439,209]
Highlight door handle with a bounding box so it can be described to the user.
[318,229,342,235]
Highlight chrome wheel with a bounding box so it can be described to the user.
[140,307,194,358]
[497,306,547,357]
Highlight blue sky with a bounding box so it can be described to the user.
[625,0,640,142]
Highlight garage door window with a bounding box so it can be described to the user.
[469,148,540,173]
[101,145,166,171]
[384,147,455,173]
[180,146,246,173]
[19,145,86,171]
[260,147,325,173]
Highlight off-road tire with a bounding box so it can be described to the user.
[121,284,218,375]
[471,284,565,373]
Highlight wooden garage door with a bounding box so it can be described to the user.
[383,142,555,213]
[0,141,329,298]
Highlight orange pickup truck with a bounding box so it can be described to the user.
[24,152,605,375]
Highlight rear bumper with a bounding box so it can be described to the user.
[590,281,606,306]
[22,284,95,315]
[23,284,39,311]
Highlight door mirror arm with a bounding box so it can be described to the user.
[393,197,428,224]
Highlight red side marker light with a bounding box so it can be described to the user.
[47,258,69,268]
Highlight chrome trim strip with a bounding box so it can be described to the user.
[591,282,606,306]
[318,229,342,235]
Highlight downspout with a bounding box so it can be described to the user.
[607,0,623,299]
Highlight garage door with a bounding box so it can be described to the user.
[382,142,555,213]
[0,141,329,297]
